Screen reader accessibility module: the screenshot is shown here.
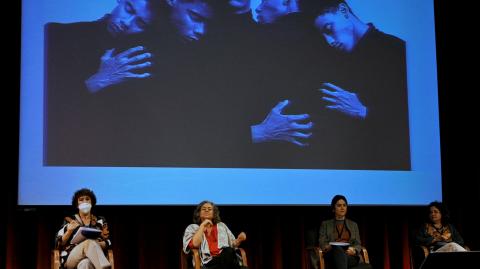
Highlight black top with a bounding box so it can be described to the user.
[291,24,411,170]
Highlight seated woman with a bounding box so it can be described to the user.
[319,195,362,269]
[415,201,466,252]
[55,188,111,269]
[183,200,247,269]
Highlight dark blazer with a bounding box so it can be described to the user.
[317,23,410,170]
[44,17,120,166]
[415,223,465,250]
[319,218,362,255]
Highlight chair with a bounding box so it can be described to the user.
[51,249,114,269]
[305,246,371,269]
[180,248,248,269]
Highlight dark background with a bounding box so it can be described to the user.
[3,1,479,268]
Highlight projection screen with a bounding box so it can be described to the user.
[19,0,441,205]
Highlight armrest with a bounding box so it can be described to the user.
[180,249,189,269]
[192,249,201,269]
[51,250,60,269]
[420,245,429,257]
[304,246,317,269]
[360,247,370,264]
[108,249,115,269]
[317,247,325,269]
[237,247,248,267]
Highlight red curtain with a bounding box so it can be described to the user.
[5,205,429,269]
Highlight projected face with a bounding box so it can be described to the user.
[314,9,356,53]
[429,206,442,224]
[255,0,288,24]
[334,199,348,219]
[108,0,155,37]
[169,0,213,43]
[200,202,214,221]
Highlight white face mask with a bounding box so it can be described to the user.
[78,202,92,214]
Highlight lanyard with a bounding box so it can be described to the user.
[336,220,346,240]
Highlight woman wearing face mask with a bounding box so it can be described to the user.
[55,188,111,269]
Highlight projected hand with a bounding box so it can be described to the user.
[85,46,152,93]
[319,83,367,119]
[251,100,313,147]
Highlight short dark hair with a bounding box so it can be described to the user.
[331,194,348,211]
[71,188,97,208]
[301,0,352,16]
[428,201,450,225]
[193,200,222,225]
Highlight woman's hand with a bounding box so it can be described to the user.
[346,246,356,256]
[323,245,332,252]
[432,233,443,243]
[234,232,247,247]
[61,220,80,245]
[97,239,107,250]
[237,232,247,242]
[101,223,110,240]
[200,219,213,229]
[66,220,80,232]
[192,220,213,248]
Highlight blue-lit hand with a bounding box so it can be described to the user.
[85,46,152,93]
[319,83,367,119]
[251,100,313,147]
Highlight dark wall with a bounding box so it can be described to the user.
[3,0,21,266]
[436,0,480,256]
[4,1,480,269]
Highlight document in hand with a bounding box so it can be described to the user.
[71,227,102,244]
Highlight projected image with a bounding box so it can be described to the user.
[44,0,410,170]
[20,0,439,205]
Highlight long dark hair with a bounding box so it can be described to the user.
[193,200,222,225]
